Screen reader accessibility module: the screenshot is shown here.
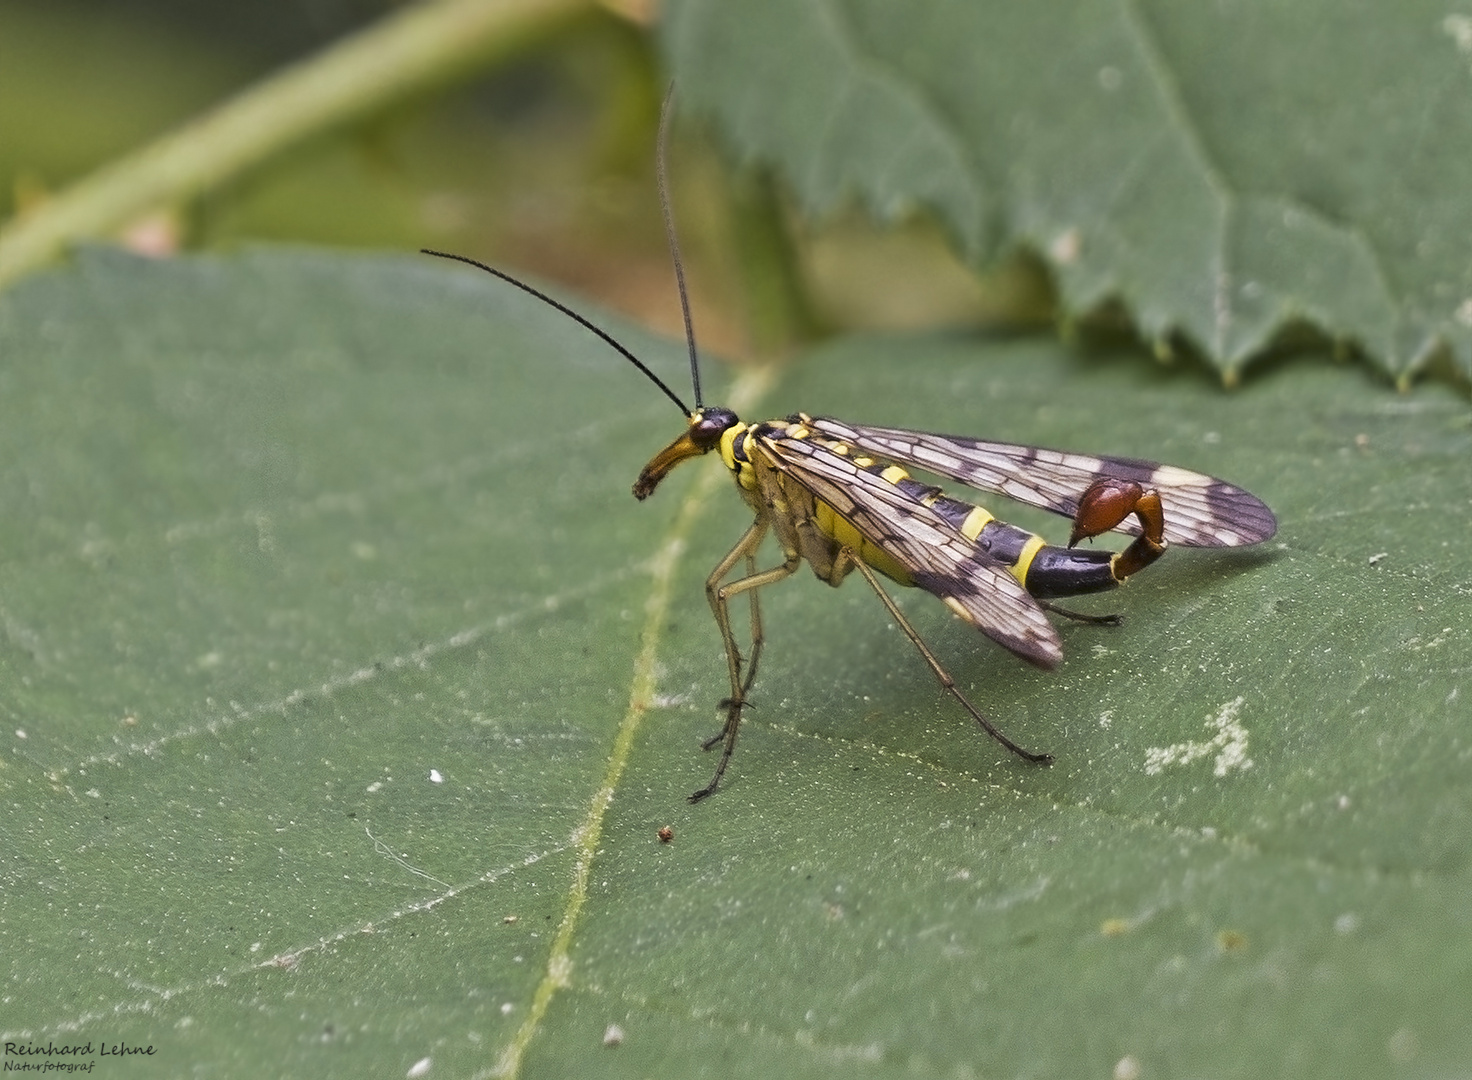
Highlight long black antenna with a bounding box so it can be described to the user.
[420,249,692,417]
[656,84,704,409]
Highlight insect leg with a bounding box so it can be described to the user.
[842,552,1054,765]
[691,521,800,802]
[1037,600,1122,627]
[701,543,764,751]
[702,519,769,720]
[739,547,766,698]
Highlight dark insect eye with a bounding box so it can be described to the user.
[690,407,738,449]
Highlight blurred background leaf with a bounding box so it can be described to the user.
[0,0,757,351]
[8,1,1472,381]
[664,0,1472,383]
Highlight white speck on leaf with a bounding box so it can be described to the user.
[1049,228,1081,264]
[1144,696,1253,777]
[1388,1027,1420,1063]
[1443,14,1472,53]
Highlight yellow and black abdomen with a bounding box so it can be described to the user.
[736,418,1122,601]
[927,495,1118,599]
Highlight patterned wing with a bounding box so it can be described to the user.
[808,417,1277,548]
[752,428,1064,668]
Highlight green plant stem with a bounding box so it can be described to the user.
[0,0,603,290]
[725,165,822,357]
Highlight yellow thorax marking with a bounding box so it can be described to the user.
[718,420,748,465]
[719,421,757,490]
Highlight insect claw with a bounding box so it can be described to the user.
[704,696,750,752]
[694,694,747,796]
[1069,477,1147,546]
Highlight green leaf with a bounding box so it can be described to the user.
[663,0,1472,382]
[1,249,1467,1077]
